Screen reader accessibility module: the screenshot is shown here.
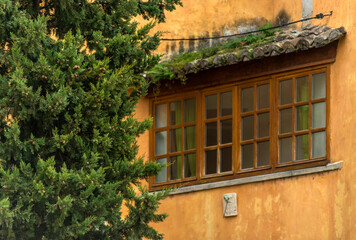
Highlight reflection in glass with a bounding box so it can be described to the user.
[170,101,181,125]
[205,150,217,174]
[296,76,309,102]
[242,115,254,140]
[257,113,269,138]
[312,72,326,100]
[279,108,293,134]
[241,144,254,169]
[279,79,293,105]
[220,147,232,172]
[241,87,254,112]
[296,134,309,160]
[184,98,196,123]
[184,126,196,150]
[155,131,167,156]
[279,137,292,163]
[155,158,167,183]
[205,122,217,146]
[257,84,270,110]
[220,91,233,116]
[170,156,182,180]
[221,119,232,144]
[170,128,182,153]
[205,94,217,119]
[184,153,196,178]
[155,104,167,128]
[312,131,326,158]
[257,141,270,167]
[313,102,326,129]
[295,105,309,131]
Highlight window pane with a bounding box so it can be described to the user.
[170,128,182,153]
[242,115,254,140]
[257,112,269,138]
[220,147,232,172]
[205,150,217,174]
[241,144,254,169]
[279,137,292,163]
[155,158,167,183]
[220,91,232,116]
[312,131,326,158]
[257,84,270,110]
[170,156,182,180]
[184,153,196,178]
[279,108,293,134]
[295,76,309,102]
[205,94,217,119]
[184,98,196,123]
[257,141,270,167]
[296,134,309,160]
[312,72,326,100]
[241,87,254,112]
[170,101,181,125]
[313,102,326,128]
[155,104,167,128]
[184,126,196,150]
[221,119,232,144]
[295,105,309,131]
[155,131,167,156]
[279,79,293,105]
[205,122,217,146]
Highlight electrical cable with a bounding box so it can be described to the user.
[160,11,333,41]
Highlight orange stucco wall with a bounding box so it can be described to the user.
[136,0,356,239]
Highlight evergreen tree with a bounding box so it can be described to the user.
[0,0,181,239]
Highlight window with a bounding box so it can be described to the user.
[150,67,328,190]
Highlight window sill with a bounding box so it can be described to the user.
[159,161,342,195]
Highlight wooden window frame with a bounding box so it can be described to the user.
[149,65,330,191]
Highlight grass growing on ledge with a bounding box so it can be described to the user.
[148,22,279,85]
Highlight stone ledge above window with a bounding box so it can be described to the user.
[160,161,342,195]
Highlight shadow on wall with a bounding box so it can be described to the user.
[162,10,291,59]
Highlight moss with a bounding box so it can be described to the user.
[148,22,279,85]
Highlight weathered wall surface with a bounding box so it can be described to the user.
[135,0,356,239]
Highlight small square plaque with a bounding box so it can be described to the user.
[223,193,237,217]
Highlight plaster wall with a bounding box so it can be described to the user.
[135,0,356,239]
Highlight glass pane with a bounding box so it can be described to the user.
[184,153,196,178]
[155,158,167,183]
[184,126,196,150]
[205,94,217,119]
[205,122,217,146]
[313,102,326,129]
[241,87,254,112]
[312,72,326,100]
[257,141,270,167]
[296,134,309,160]
[257,112,269,138]
[279,108,293,134]
[221,119,232,144]
[241,144,254,169]
[279,137,292,163]
[279,79,293,105]
[242,115,254,140]
[155,131,167,156]
[220,91,232,116]
[155,104,167,128]
[205,150,217,174]
[184,98,196,123]
[312,131,326,158]
[220,147,232,172]
[170,101,181,125]
[257,84,270,110]
[170,128,182,153]
[295,76,309,102]
[295,105,309,131]
[170,156,182,180]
